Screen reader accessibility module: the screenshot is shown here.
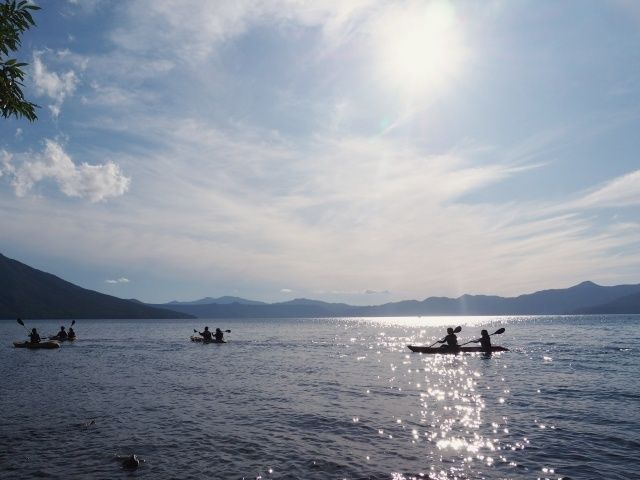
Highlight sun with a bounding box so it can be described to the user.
[374,1,466,98]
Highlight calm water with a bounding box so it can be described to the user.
[1,315,639,480]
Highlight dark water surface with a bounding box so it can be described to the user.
[1,316,639,479]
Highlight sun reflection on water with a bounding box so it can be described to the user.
[396,338,521,479]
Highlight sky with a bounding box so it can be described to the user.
[1,0,640,305]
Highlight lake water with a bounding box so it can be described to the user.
[1,315,639,480]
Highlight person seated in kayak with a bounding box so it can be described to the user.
[29,328,41,344]
[214,328,224,342]
[68,326,76,339]
[199,326,213,342]
[57,326,68,340]
[438,327,459,348]
[472,330,492,351]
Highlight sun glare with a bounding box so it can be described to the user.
[374,1,466,98]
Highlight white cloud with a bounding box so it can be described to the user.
[106,277,130,284]
[0,151,12,178]
[32,53,79,117]
[3,139,130,202]
[574,169,640,208]
[280,288,293,293]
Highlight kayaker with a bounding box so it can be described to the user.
[438,327,459,348]
[214,328,224,342]
[199,326,213,342]
[57,326,68,340]
[68,326,76,339]
[472,330,492,351]
[28,328,41,344]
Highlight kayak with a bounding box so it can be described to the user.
[14,340,61,349]
[190,336,226,344]
[48,336,76,341]
[407,345,509,354]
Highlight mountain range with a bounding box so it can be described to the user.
[2,252,640,319]
[150,281,640,318]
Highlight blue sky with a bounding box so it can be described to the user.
[1,0,640,304]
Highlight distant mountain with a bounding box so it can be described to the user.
[0,253,193,319]
[167,296,266,306]
[574,291,640,314]
[148,300,353,318]
[148,281,640,318]
[402,281,640,316]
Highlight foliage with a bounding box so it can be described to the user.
[0,0,40,121]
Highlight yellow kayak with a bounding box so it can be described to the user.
[14,340,61,349]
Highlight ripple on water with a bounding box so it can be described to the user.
[1,316,640,479]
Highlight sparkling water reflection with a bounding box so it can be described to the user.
[1,315,639,479]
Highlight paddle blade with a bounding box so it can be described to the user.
[225,330,231,333]
[71,320,76,326]
[492,327,506,335]
[17,318,25,327]
[193,329,198,333]
[454,326,462,333]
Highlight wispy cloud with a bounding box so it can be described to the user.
[110,0,378,61]
[573,170,640,209]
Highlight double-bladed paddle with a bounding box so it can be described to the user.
[459,327,506,346]
[16,317,29,334]
[427,325,462,348]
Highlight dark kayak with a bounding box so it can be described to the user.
[190,336,226,344]
[407,345,509,354]
[14,340,61,349]
[49,335,76,341]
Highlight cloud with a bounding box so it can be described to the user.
[2,139,130,202]
[110,0,378,61]
[32,53,79,117]
[573,169,640,209]
[0,151,16,179]
[106,277,130,284]
[364,289,390,295]
[280,288,293,293]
